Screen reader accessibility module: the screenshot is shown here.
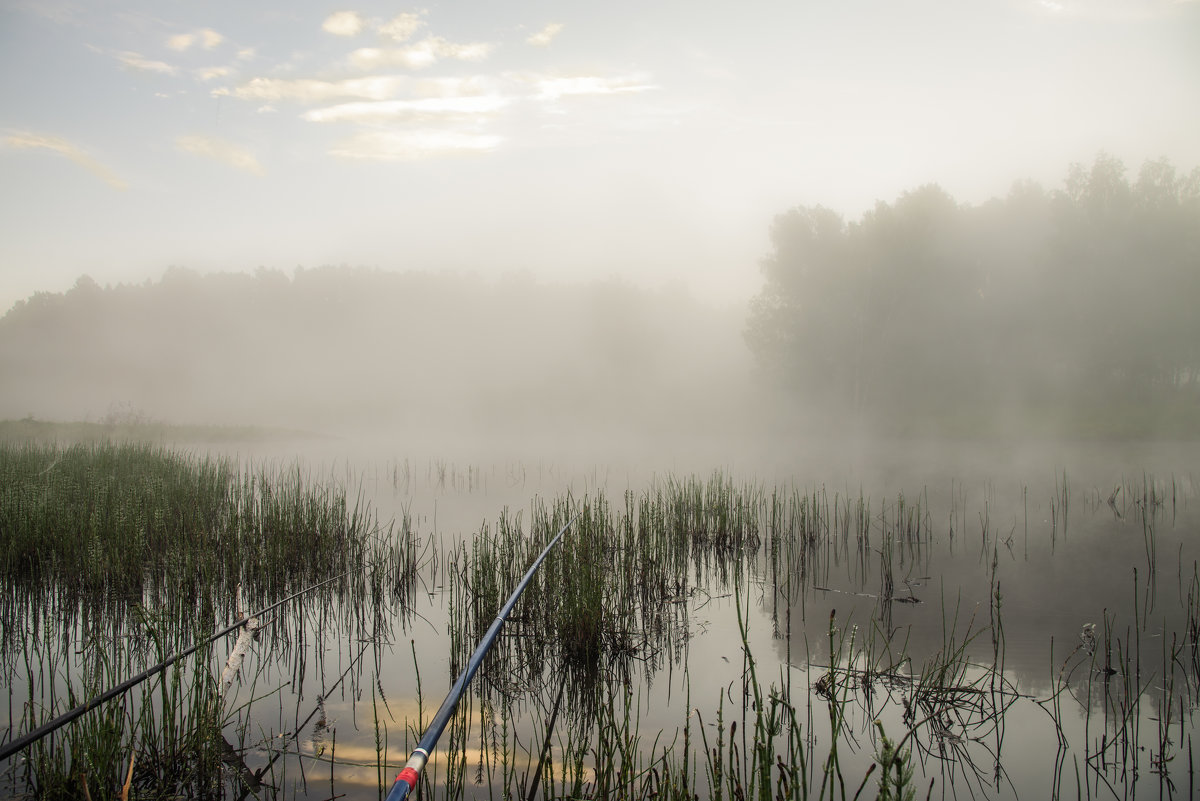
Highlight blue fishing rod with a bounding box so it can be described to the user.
[385,512,578,801]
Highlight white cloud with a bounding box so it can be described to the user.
[116,51,178,76]
[408,76,494,98]
[200,28,223,49]
[215,75,410,103]
[348,37,493,71]
[167,33,194,51]
[195,66,232,82]
[527,74,659,101]
[303,94,510,123]
[3,130,128,189]
[167,28,225,52]
[323,11,363,37]
[329,129,502,160]
[527,23,564,47]
[176,135,265,175]
[378,12,424,42]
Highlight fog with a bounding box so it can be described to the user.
[2,153,1196,471]
[2,1,1199,474]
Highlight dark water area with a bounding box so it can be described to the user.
[3,437,1198,799]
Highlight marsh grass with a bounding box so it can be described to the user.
[1,441,415,798]
[0,442,413,621]
[17,611,226,800]
[7,450,1199,800]
[417,468,1200,800]
[425,475,1026,800]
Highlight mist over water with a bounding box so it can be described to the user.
[4,154,1196,459]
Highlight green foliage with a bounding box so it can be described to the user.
[0,441,412,626]
[747,155,1200,436]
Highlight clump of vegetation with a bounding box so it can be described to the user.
[1,441,415,799]
[0,441,411,617]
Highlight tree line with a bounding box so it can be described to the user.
[0,266,747,438]
[746,155,1200,434]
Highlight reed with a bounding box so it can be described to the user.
[1,442,416,798]
[8,452,1200,799]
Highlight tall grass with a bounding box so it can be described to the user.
[421,469,1197,800]
[0,441,416,798]
[0,442,414,621]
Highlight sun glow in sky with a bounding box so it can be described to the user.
[1,0,1197,313]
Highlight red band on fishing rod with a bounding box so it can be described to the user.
[395,768,419,790]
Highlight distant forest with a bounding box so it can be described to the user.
[0,267,748,439]
[747,154,1200,436]
[2,154,1197,441]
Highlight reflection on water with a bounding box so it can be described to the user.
[3,441,1198,799]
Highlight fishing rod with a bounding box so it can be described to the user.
[0,571,350,764]
[385,512,579,801]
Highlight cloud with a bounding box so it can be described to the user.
[323,11,364,37]
[328,129,502,160]
[527,23,564,47]
[526,74,659,101]
[215,75,411,103]
[303,94,510,123]
[116,51,178,76]
[378,12,425,42]
[200,28,223,49]
[3,131,128,189]
[176,135,264,175]
[194,66,233,81]
[167,33,195,51]
[167,28,224,52]
[348,37,493,71]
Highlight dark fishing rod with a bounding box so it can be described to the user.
[385,513,578,801]
[0,571,350,763]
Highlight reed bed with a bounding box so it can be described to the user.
[0,442,414,620]
[5,452,1199,800]
[0,441,416,799]
[419,470,1198,801]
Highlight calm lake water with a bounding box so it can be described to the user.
[4,436,1199,799]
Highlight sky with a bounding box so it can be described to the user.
[1,0,1198,315]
